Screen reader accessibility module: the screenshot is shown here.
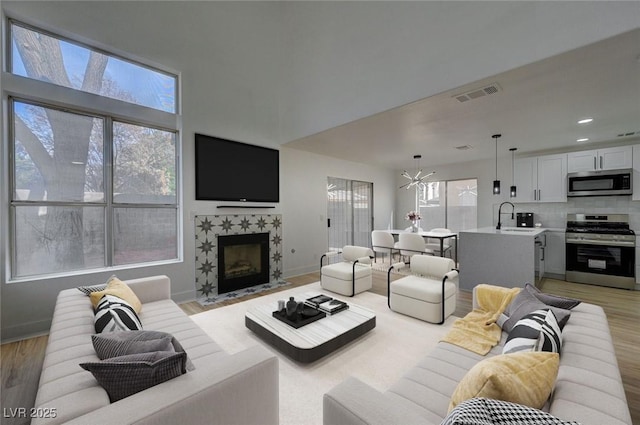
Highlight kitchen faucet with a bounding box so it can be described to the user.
[496,201,515,230]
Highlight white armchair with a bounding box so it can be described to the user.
[387,255,458,324]
[320,245,374,297]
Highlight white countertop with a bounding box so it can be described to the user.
[461,226,549,236]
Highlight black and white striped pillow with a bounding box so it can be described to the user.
[503,309,562,355]
[94,295,143,333]
[503,309,547,354]
[537,309,562,354]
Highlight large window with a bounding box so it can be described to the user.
[418,179,477,232]
[6,21,180,279]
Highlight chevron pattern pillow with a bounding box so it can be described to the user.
[503,309,562,355]
[94,295,143,333]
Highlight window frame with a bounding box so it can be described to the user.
[3,19,182,282]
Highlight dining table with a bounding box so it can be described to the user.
[387,229,458,263]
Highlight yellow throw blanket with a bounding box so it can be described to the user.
[441,284,521,355]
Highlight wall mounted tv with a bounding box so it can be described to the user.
[195,133,280,202]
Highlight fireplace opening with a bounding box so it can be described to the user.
[218,232,270,294]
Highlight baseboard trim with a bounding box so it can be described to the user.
[1,319,51,344]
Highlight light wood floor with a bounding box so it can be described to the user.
[2,272,638,425]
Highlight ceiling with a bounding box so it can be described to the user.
[284,28,640,172]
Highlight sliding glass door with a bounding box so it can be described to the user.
[418,178,477,232]
[327,178,373,251]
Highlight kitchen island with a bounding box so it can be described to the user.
[458,226,547,291]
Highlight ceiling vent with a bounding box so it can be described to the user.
[455,145,473,150]
[453,83,502,103]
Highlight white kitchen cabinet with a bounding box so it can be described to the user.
[544,231,565,277]
[633,144,640,201]
[512,154,567,203]
[567,146,632,172]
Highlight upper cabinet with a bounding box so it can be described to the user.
[567,146,633,172]
[513,153,567,203]
[633,145,640,201]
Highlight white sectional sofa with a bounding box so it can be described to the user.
[323,288,631,425]
[32,275,279,425]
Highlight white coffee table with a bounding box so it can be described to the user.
[245,292,376,363]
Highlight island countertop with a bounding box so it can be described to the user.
[461,226,549,237]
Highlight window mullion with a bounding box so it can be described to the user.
[105,117,114,267]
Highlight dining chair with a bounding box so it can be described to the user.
[424,228,453,258]
[398,233,433,261]
[371,230,399,265]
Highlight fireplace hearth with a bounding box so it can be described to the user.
[218,232,270,294]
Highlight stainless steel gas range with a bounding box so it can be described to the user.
[565,214,636,289]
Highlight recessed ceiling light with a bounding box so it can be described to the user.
[577,118,593,124]
[576,138,589,142]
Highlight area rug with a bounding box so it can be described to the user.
[196,280,290,307]
[190,281,456,425]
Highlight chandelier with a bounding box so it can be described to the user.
[400,155,435,190]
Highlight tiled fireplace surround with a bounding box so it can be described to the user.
[195,214,283,298]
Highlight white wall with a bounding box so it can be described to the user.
[281,147,395,277]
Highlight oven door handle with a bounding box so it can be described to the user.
[566,238,636,247]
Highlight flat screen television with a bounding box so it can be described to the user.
[195,133,279,202]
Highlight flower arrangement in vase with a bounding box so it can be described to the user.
[405,211,421,232]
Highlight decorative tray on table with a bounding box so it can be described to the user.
[272,307,326,329]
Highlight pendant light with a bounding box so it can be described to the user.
[509,147,517,198]
[492,134,501,195]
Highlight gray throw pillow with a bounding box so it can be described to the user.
[524,283,581,310]
[80,351,186,402]
[92,331,174,359]
[91,330,195,372]
[502,288,571,333]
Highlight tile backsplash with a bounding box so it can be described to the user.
[494,196,640,230]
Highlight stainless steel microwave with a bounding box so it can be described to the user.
[567,169,632,197]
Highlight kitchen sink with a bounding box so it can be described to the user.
[500,228,537,233]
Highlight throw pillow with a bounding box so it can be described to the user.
[91,330,195,372]
[537,309,563,354]
[80,351,186,402]
[502,287,571,333]
[448,352,559,412]
[90,275,142,314]
[502,309,548,354]
[442,397,581,425]
[94,295,143,333]
[77,284,108,295]
[503,309,562,355]
[92,330,174,359]
[524,283,581,310]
